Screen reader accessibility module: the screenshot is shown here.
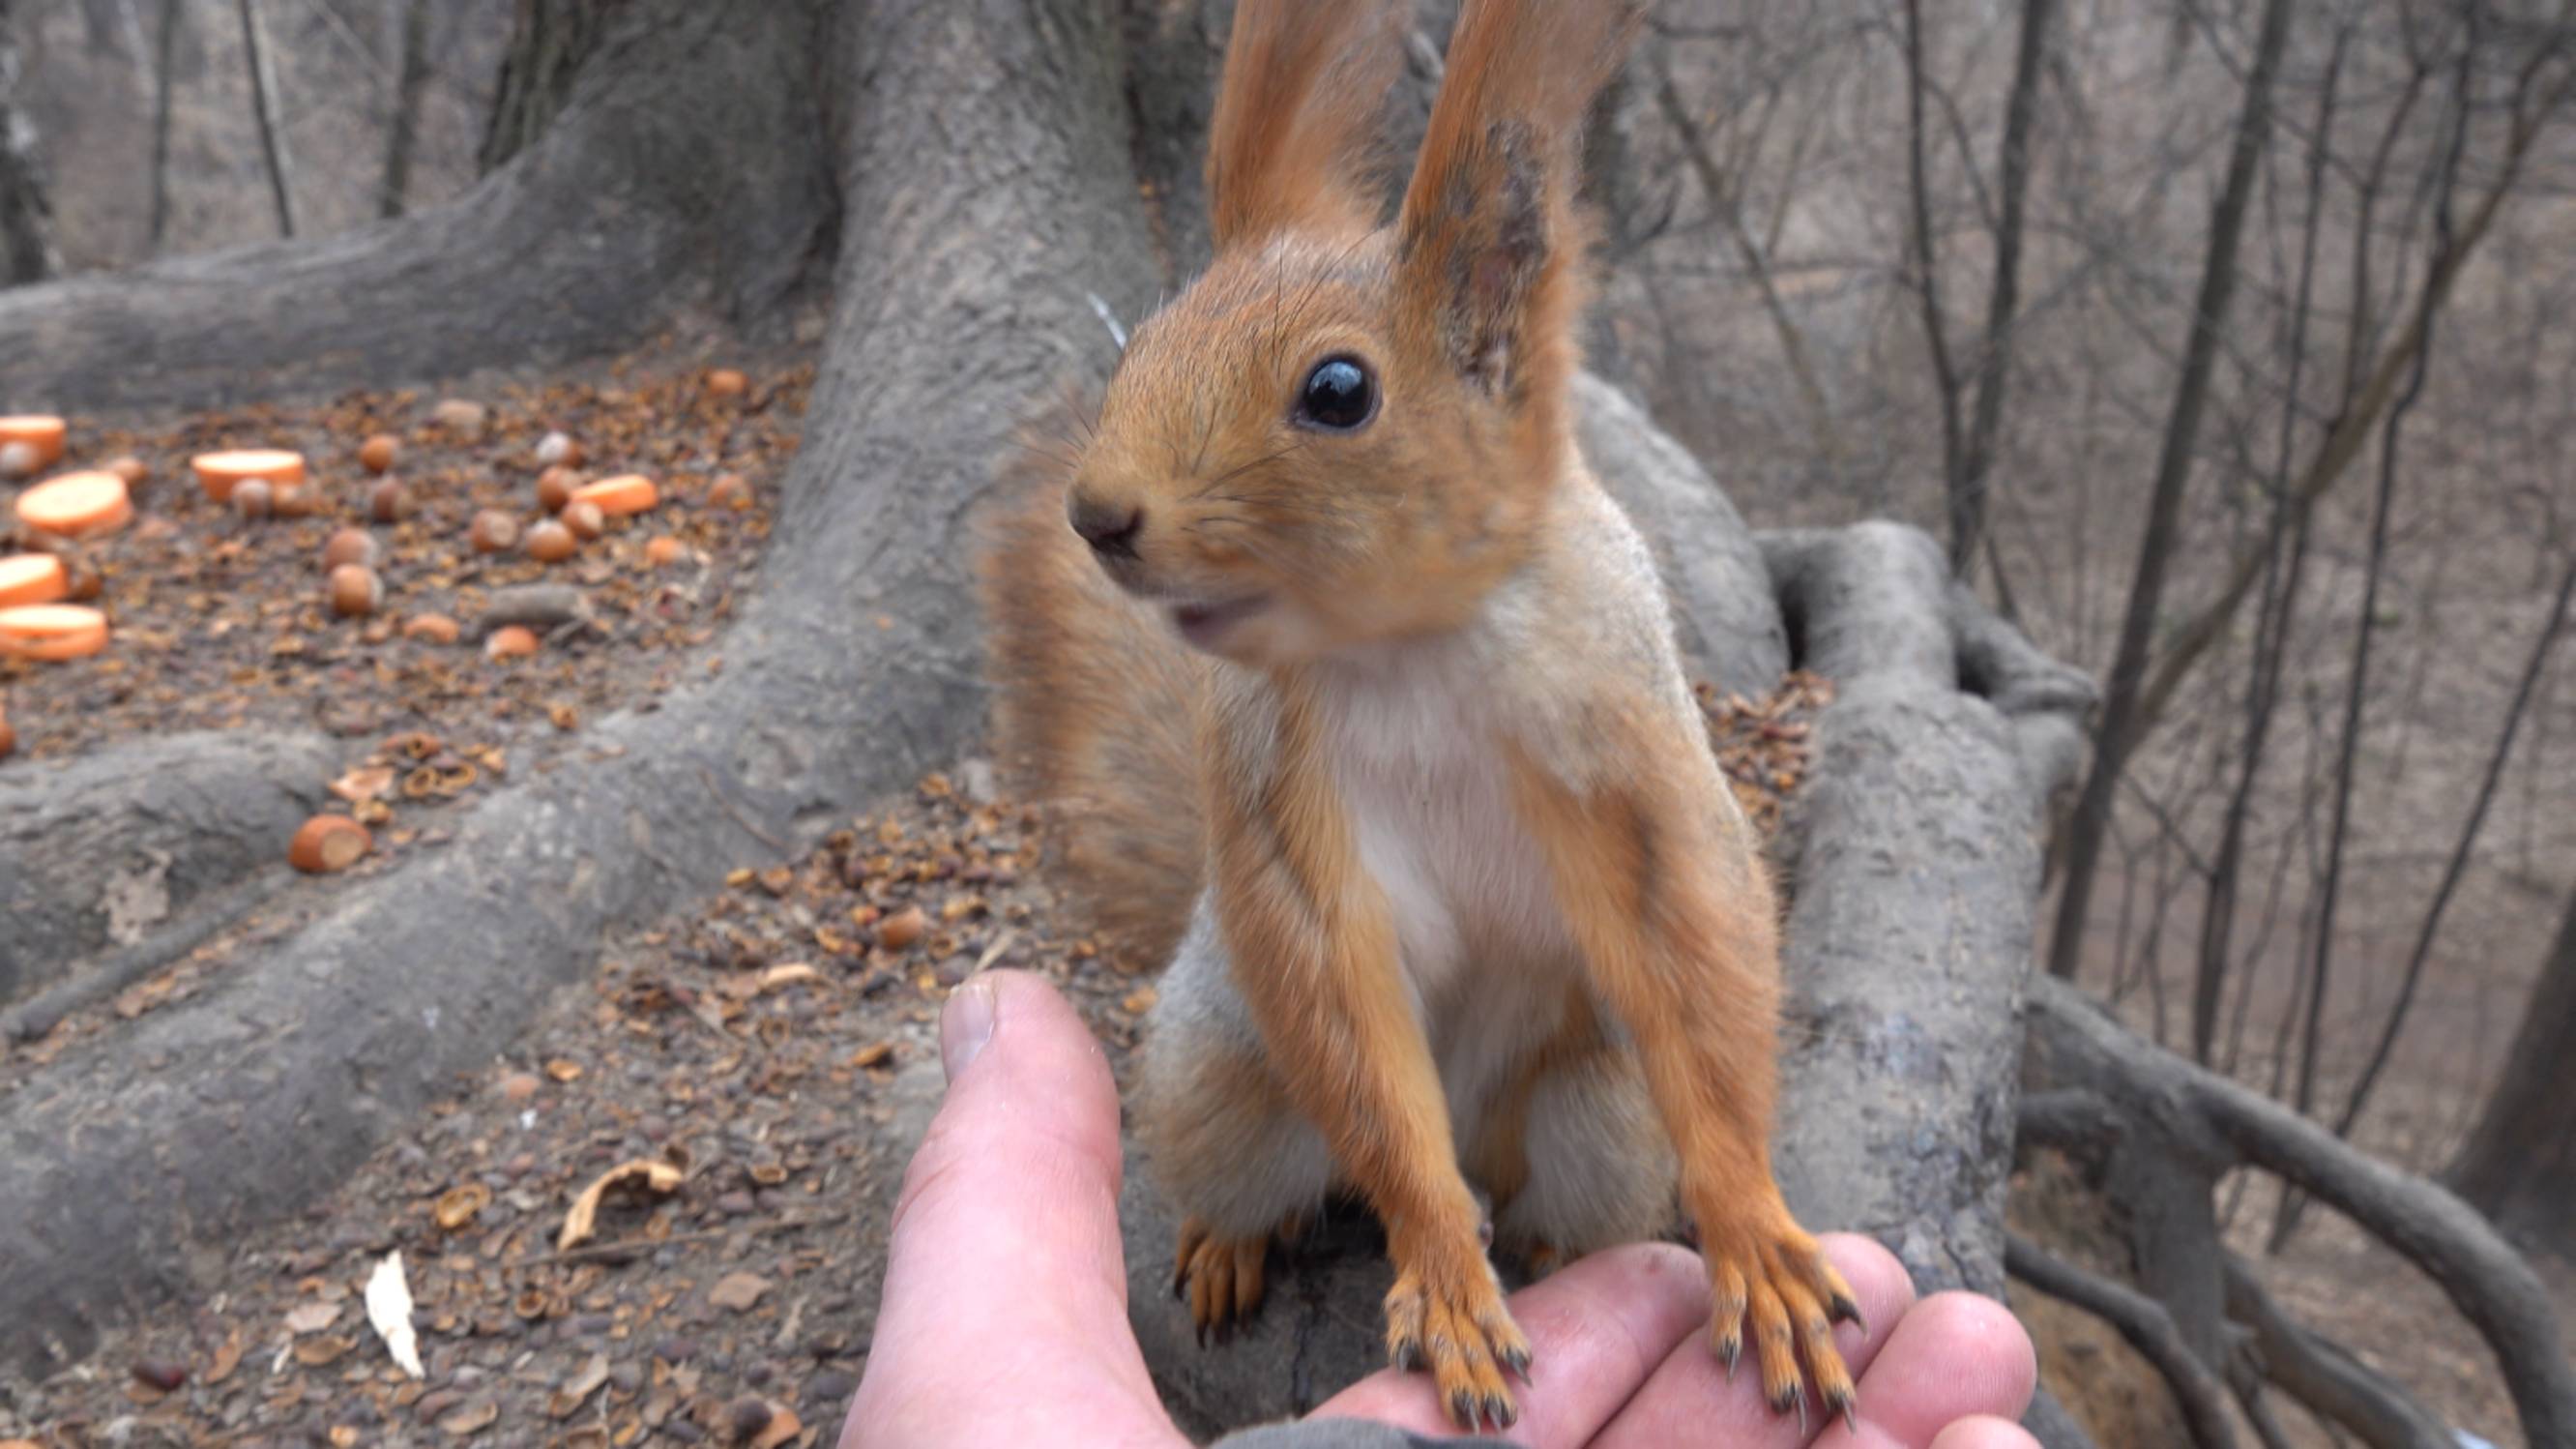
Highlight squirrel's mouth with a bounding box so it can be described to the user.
[1169,595,1268,650]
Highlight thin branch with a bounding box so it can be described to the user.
[1951,0,2055,577]
[236,0,297,236]
[1899,0,1967,534]
[2224,1258,2452,1449]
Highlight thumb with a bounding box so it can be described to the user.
[842,970,1173,1446]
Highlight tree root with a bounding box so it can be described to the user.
[2026,974,2574,1448]
[2005,1232,2240,1449]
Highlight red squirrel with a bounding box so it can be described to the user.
[980,0,1859,1432]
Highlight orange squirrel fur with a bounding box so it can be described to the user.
[978,0,1858,1433]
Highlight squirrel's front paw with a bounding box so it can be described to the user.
[1692,1199,1862,1434]
[1382,1251,1532,1432]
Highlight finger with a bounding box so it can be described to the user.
[844,970,1172,1445]
[1825,1292,2037,1448]
[1308,1242,1711,1444]
[1592,1233,1917,1448]
[1927,1414,2044,1449]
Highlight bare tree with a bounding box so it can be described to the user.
[235,0,295,236]
[2449,876,2576,1260]
[145,0,178,250]
[2046,0,2296,982]
[0,0,60,285]
[377,0,433,218]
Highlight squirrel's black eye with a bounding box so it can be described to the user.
[1296,356,1376,431]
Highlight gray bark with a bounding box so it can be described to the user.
[377,0,434,218]
[0,0,1156,1380]
[2447,880,2576,1260]
[0,0,836,411]
[0,730,337,1013]
[1,0,59,285]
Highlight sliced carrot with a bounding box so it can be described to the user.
[0,604,109,661]
[571,474,659,518]
[0,554,70,608]
[0,416,67,469]
[190,449,307,503]
[15,471,133,538]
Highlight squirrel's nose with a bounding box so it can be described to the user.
[1069,495,1144,559]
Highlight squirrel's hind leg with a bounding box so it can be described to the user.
[1135,908,1334,1339]
[1467,1012,1678,1274]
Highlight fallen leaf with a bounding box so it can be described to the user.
[708,1272,771,1313]
[294,1334,354,1367]
[366,1250,425,1379]
[757,962,823,993]
[749,1405,803,1449]
[549,1352,612,1419]
[546,1057,585,1082]
[846,1042,893,1071]
[436,1182,493,1230]
[284,1299,341,1335]
[558,1159,687,1250]
[204,1333,245,1385]
[439,1399,500,1436]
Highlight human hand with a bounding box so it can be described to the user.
[840,970,2041,1448]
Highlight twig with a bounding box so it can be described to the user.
[2224,1258,2451,1449]
[2005,1233,2239,1449]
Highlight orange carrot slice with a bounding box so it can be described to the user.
[15,471,132,538]
[0,416,67,469]
[571,474,659,517]
[0,554,69,608]
[0,604,109,661]
[190,449,307,502]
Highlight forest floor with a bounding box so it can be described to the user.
[0,343,2564,1449]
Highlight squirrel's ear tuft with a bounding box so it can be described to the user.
[1395,0,1643,405]
[1206,0,1406,252]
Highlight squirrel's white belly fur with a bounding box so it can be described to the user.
[1311,613,1584,1145]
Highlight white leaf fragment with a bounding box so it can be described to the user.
[365,1250,425,1379]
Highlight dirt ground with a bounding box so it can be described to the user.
[0,345,2563,1449]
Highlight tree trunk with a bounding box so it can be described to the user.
[2449,881,2576,1259]
[377,0,433,218]
[1,0,61,285]
[146,0,177,250]
[479,0,613,174]
[235,0,296,236]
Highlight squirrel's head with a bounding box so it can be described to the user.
[1067,0,1640,667]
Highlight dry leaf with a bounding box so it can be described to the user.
[435,1182,492,1230]
[757,962,823,992]
[546,1057,585,1082]
[708,1272,770,1313]
[439,1399,500,1436]
[558,1159,687,1251]
[549,1352,612,1419]
[204,1334,245,1386]
[846,1042,893,1071]
[749,1405,802,1449]
[284,1299,341,1335]
[293,1334,354,1367]
[367,1250,425,1379]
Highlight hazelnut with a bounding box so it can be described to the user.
[234,478,275,519]
[288,814,372,873]
[705,369,749,399]
[104,456,150,488]
[328,564,383,618]
[469,510,519,554]
[644,536,683,567]
[403,613,461,645]
[0,712,15,759]
[0,441,39,481]
[707,474,753,512]
[535,431,584,468]
[485,624,540,661]
[877,906,928,952]
[323,527,378,571]
[561,499,605,541]
[358,433,399,474]
[536,466,581,514]
[368,478,410,523]
[526,519,576,564]
[273,485,320,518]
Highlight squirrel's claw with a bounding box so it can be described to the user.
[1695,1207,1861,1430]
[1173,1217,1275,1345]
